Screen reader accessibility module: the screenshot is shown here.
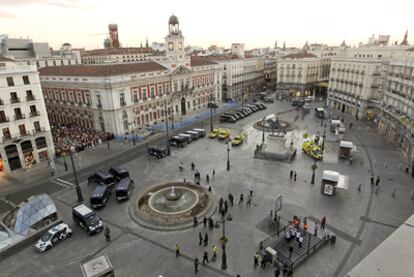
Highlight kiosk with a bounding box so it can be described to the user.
[339,141,353,159]
[321,170,349,196]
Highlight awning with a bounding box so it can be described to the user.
[322,170,339,182]
[340,141,353,149]
[337,175,349,191]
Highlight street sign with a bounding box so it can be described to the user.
[275,194,282,213]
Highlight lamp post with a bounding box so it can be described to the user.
[64,144,83,203]
[163,101,171,156]
[322,125,326,151]
[262,117,265,144]
[209,94,214,132]
[311,158,317,185]
[218,215,228,270]
[226,143,230,171]
[241,87,244,110]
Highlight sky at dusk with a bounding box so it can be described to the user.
[0,0,413,50]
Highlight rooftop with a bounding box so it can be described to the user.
[82,47,156,57]
[283,52,318,59]
[190,56,217,66]
[0,56,14,62]
[39,61,167,77]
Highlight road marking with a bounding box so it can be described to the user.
[51,179,75,189]
[0,196,18,208]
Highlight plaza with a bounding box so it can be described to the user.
[0,98,413,277]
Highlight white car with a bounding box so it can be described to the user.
[35,223,72,252]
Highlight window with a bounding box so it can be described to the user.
[19,124,27,136]
[33,121,41,132]
[0,111,7,123]
[26,90,34,101]
[123,120,128,130]
[23,75,30,85]
[120,93,125,106]
[142,88,147,101]
[150,87,155,99]
[7,77,14,86]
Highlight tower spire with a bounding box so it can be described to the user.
[145,37,149,48]
[401,30,408,45]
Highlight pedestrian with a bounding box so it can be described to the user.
[224,200,228,214]
[349,156,353,165]
[314,223,318,236]
[193,216,198,228]
[282,264,288,277]
[175,244,180,257]
[204,233,208,247]
[370,175,374,185]
[212,245,217,260]
[219,197,224,212]
[249,185,254,198]
[350,122,353,129]
[275,267,281,277]
[376,176,380,186]
[206,174,210,184]
[246,196,252,207]
[179,162,183,172]
[208,218,214,229]
[269,210,273,223]
[203,251,209,265]
[199,232,203,246]
[254,253,259,268]
[239,193,244,205]
[213,169,215,178]
[288,245,294,260]
[260,256,266,269]
[293,171,297,181]
[287,268,294,277]
[194,257,199,274]
[228,193,234,206]
[298,236,303,248]
[203,216,207,228]
[290,170,293,180]
[104,226,111,242]
[321,216,326,230]
[191,162,195,171]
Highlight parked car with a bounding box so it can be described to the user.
[246,105,258,112]
[186,130,199,140]
[148,146,167,158]
[90,184,111,209]
[178,133,193,143]
[217,129,231,140]
[109,166,129,182]
[193,128,206,138]
[263,97,274,103]
[232,133,245,146]
[88,171,116,188]
[115,178,134,201]
[303,103,311,112]
[169,136,187,147]
[254,103,267,110]
[292,99,298,106]
[305,96,313,103]
[35,223,72,252]
[207,102,218,108]
[234,111,245,119]
[209,128,220,138]
[219,115,236,123]
[224,112,240,120]
[72,204,103,235]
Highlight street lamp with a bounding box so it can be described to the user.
[322,125,326,151]
[226,143,230,171]
[163,101,171,156]
[262,117,266,144]
[218,215,228,270]
[64,140,83,203]
[209,94,214,132]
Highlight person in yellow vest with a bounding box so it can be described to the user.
[212,245,217,260]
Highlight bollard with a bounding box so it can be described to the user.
[411,192,414,200]
[358,184,362,192]
[392,189,396,197]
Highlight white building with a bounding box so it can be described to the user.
[81,47,157,64]
[0,57,54,173]
[231,43,245,58]
[38,15,222,137]
[0,37,81,69]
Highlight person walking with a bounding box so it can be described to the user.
[212,169,215,178]
[298,236,303,248]
[193,216,198,228]
[212,245,217,260]
[376,176,380,186]
[203,216,207,228]
[275,267,281,277]
[175,244,180,257]
[260,256,266,269]
[249,185,254,198]
[282,264,288,277]
[254,253,259,268]
[321,216,326,230]
[191,162,195,171]
[202,251,209,265]
[208,218,214,229]
[206,174,210,184]
[370,175,374,185]
[219,197,224,211]
[224,200,228,214]
[349,156,353,166]
[269,210,273,223]
[239,193,244,205]
[104,226,111,242]
[204,233,208,247]
[194,257,199,274]
[228,193,234,206]
[293,171,297,181]
[288,245,294,260]
[199,232,203,246]
[290,170,293,180]
[179,162,183,172]
[246,196,252,207]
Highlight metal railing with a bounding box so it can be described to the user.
[14,114,26,120]
[10,97,20,104]
[30,111,40,117]
[26,95,36,101]
[0,116,10,123]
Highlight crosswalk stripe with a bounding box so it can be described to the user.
[51,179,75,189]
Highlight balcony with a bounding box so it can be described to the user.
[34,127,46,134]
[30,111,40,117]
[97,103,102,108]
[10,97,20,104]
[0,116,10,123]
[26,95,36,101]
[14,114,26,120]
[0,99,3,106]
[120,101,126,107]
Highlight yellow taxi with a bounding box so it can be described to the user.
[302,141,323,160]
[232,133,245,146]
[217,129,231,140]
[208,128,220,139]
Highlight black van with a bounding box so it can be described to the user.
[170,136,186,147]
[88,171,116,188]
[90,185,111,209]
[72,204,103,235]
[148,146,167,159]
[220,115,236,123]
[115,178,135,201]
[109,166,129,182]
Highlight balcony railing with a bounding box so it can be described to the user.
[120,101,126,106]
[97,103,102,108]
[10,97,20,104]
[0,116,10,123]
[34,127,46,134]
[14,114,26,120]
[30,111,40,117]
[26,95,36,101]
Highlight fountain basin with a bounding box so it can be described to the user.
[148,186,199,215]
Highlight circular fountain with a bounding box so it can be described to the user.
[254,113,295,132]
[134,182,213,229]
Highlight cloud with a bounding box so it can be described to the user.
[0,0,93,10]
[0,10,16,18]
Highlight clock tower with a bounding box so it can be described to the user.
[165,14,186,63]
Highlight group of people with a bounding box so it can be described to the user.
[52,123,113,157]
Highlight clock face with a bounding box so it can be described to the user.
[168,42,174,50]
[178,42,182,50]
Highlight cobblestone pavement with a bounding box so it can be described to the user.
[1,99,413,277]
